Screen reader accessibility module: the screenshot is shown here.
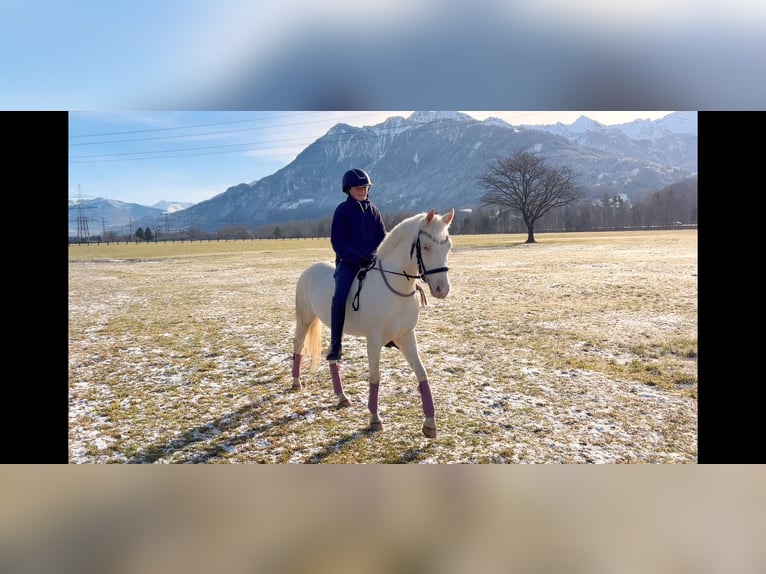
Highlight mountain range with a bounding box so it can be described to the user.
[68,111,697,237]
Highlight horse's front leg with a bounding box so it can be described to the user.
[397,331,437,438]
[366,338,383,432]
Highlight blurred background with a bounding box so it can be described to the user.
[2,466,765,573]
[18,0,762,570]
[2,0,764,110]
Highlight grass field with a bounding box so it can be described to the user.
[68,230,697,463]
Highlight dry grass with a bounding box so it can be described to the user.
[68,230,697,463]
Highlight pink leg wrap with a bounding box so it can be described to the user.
[418,380,435,418]
[330,362,343,395]
[368,383,380,415]
[292,353,302,379]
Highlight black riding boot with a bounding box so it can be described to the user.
[326,340,342,361]
[326,300,346,361]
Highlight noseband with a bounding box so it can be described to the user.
[409,229,450,282]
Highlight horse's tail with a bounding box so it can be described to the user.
[305,316,322,371]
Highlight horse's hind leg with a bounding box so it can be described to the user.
[291,354,302,390]
[292,308,317,391]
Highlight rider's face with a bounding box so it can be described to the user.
[348,185,369,200]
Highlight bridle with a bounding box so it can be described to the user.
[408,229,450,281]
[352,228,451,309]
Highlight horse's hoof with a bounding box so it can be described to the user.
[291,382,302,391]
[370,420,383,432]
[422,424,437,439]
[337,398,351,408]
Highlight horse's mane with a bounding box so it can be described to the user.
[376,212,428,260]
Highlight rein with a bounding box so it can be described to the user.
[352,261,375,311]
[351,228,449,310]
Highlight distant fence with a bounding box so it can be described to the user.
[67,236,330,246]
[68,223,697,246]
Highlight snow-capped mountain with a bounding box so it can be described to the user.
[524,111,697,140]
[68,198,195,237]
[152,200,194,213]
[72,111,697,236]
[68,198,166,237]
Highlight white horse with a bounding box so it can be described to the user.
[291,208,455,438]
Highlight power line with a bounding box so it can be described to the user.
[69,121,311,146]
[69,116,488,164]
[69,134,317,162]
[68,111,320,138]
[68,111,396,145]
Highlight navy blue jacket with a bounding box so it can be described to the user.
[330,195,386,265]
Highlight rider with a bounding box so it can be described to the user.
[326,168,387,361]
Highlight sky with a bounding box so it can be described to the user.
[10,2,756,204]
[69,111,674,206]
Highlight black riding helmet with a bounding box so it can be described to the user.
[342,168,373,194]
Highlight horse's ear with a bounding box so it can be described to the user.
[443,208,455,226]
[426,208,436,222]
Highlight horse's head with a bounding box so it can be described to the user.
[416,208,454,299]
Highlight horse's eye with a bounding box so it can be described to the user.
[423,244,431,252]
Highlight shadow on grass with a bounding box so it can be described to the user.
[125,377,429,464]
[126,387,327,464]
[305,430,369,464]
[395,448,427,463]
[306,427,433,464]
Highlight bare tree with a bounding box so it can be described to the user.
[479,150,584,243]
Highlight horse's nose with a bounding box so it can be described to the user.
[433,281,450,298]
